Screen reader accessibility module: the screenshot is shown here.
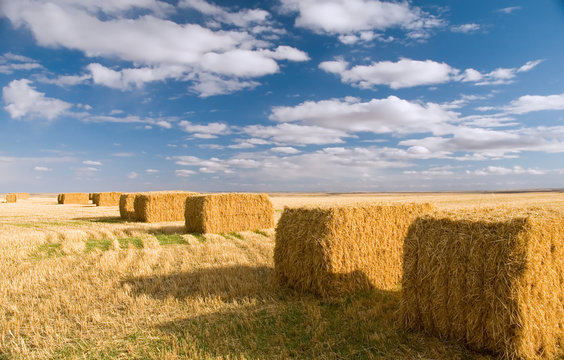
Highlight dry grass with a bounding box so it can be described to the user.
[185,193,275,233]
[135,191,198,223]
[400,206,563,360]
[274,203,435,297]
[59,193,90,205]
[92,192,122,207]
[0,192,563,359]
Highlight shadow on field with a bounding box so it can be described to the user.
[122,265,273,302]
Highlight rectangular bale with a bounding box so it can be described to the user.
[59,193,90,204]
[119,193,138,220]
[6,193,17,203]
[274,203,436,297]
[92,192,122,206]
[185,193,275,233]
[57,194,63,204]
[16,192,29,200]
[400,207,564,360]
[135,191,198,223]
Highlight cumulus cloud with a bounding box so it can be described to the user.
[179,120,230,138]
[175,169,197,177]
[270,146,301,154]
[279,0,445,43]
[497,6,521,14]
[0,52,42,74]
[83,160,102,166]
[179,0,270,28]
[146,169,159,174]
[243,123,352,145]
[2,79,72,120]
[469,166,545,176]
[450,23,480,33]
[320,58,543,89]
[270,96,457,135]
[34,166,52,172]
[85,114,173,128]
[503,93,564,114]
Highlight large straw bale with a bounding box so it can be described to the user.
[185,193,274,233]
[6,194,17,203]
[274,203,436,297]
[92,192,122,206]
[119,193,138,220]
[59,193,89,204]
[135,191,197,223]
[16,192,29,200]
[400,207,564,360]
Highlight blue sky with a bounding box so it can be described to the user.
[1,0,564,192]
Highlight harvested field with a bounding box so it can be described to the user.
[59,193,90,205]
[274,203,435,297]
[135,191,198,222]
[400,207,564,360]
[92,192,122,206]
[185,193,274,233]
[0,192,563,359]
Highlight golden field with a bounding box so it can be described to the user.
[0,192,563,359]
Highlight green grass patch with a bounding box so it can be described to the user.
[188,233,206,243]
[85,238,112,253]
[91,217,125,224]
[30,242,63,260]
[253,230,268,237]
[155,234,187,245]
[117,237,144,249]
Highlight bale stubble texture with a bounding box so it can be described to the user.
[185,193,275,233]
[58,193,90,205]
[274,203,436,297]
[6,194,17,203]
[400,207,564,360]
[15,192,29,200]
[92,192,122,206]
[135,191,198,223]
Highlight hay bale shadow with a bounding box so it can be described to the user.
[122,265,273,302]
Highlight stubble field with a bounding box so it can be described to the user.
[1,192,563,359]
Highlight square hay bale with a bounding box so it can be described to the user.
[16,192,29,200]
[400,207,564,360]
[58,193,90,204]
[274,203,436,297]
[135,191,198,223]
[185,193,275,233]
[6,193,17,203]
[119,193,138,220]
[92,192,122,206]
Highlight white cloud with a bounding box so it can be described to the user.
[34,166,52,172]
[243,123,352,145]
[279,0,444,43]
[0,52,42,74]
[450,23,480,33]
[270,146,301,154]
[503,93,564,114]
[179,120,230,138]
[36,73,91,86]
[497,6,521,14]
[469,166,545,176]
[190,73,260,97]
[127,171,138,179]
[112,152,134,157]
[270,96,456,135]
[179,0,270,28]
[83,160,102,166]
[175,169,197,177]
[146,169,159,174]
[2,79,72,120]
[85,114,172,128]
[260,46,310,61]
[320,58,542,89]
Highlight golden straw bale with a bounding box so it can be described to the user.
[16,192,29,199]
[135,191,198,223]
[185,193,275,233]
[6,194,17,203]
[274,203,436,297]
[119,193,138,220]
[92,192,122,206]
[57,194,63,204]
[400,207,564,360]
[58,193,90,204]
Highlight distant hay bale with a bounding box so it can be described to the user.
[400,207,564,360]
[6,194,17,203]
[92,192,122,206]
[57,194,63,204]
[274,203,436,297]
[185,193,275,233]
[16,192,29,200]
[58,193,89,204]
[119,193,138,220]
[135,191,198,223]
[88,193,94,201]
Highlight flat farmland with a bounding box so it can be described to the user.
[0,192,562,359]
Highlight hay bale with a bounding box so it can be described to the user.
[400,207,564,360]
[57,194,63,204]
[58,193,89,204]
[135,191,198,223]
[92,192,122,206]
[185,193,275,233]
[88,193,94,201]
[274,203,436,297]
[6,194,17,203]
[16,192,29,200]
[119,193,138,220]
